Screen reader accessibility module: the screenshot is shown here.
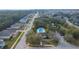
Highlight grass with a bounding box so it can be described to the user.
[66,39,79,46]
[63,23,79,46]
[43,39,58,46]
[12,32,24,49]
[3,32,24,49]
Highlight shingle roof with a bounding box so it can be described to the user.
[0,29,16,36]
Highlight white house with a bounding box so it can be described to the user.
[0,39,5,48]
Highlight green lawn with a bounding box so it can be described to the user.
[66,39,79,46]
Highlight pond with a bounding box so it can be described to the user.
[36,27,45,33]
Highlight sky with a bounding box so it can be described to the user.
[0,0,79,10]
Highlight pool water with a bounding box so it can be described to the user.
[36,27,45,33]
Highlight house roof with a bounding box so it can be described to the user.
[0,29,16,36]
[0,39,5,48]
[11,23,23,29]
[19,17,27,23]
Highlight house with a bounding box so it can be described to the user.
[36,27,49,39]
[7,29,19,38]
[11,23,24,30]
[19,16,27,23]
[38,33,49,39]
[0,30,13,40]
[0,39,5,48]
[0,29,18,40]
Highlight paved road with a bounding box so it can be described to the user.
[15,13,38,49]
[54,32,79,49]
[53,17,79,49]
[65,17,79,29]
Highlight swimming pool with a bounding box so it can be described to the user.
[36,27,45,33]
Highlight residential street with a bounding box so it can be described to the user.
[15,12,38,49]
[66,17,79,29]
[55,32,79,49]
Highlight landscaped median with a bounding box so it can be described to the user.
[3,32,24,49]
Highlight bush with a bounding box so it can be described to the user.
[26,32,41,47]
[72,31,79,39]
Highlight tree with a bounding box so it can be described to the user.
[26,31,41,47]
[72,31,79,39]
